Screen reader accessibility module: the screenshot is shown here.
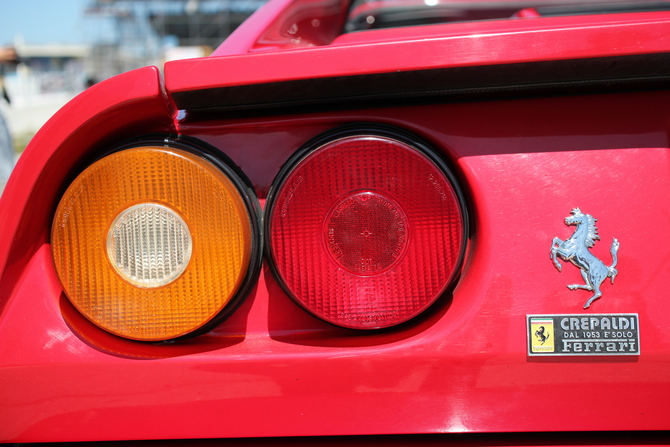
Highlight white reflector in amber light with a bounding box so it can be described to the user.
[52,146,253,341]
[107,203,192,288]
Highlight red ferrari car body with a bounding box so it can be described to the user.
[1,0,669,443]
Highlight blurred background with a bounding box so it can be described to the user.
[0,0,266,191]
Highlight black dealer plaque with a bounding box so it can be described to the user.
[527,314,640,356]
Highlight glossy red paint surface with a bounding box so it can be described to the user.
[170,11,670,94]
[213,0,300,55]
[1,0,670,443]
[3,90,670,441]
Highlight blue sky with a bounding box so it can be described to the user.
[0,0,89,46]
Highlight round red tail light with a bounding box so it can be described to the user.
[266,128,467,329]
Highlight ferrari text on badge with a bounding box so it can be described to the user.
[528,314,640,356]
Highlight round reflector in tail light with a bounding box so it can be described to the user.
[52,144,261,341]
[266,128,467,329]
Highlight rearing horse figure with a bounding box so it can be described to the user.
[550,208,619,309]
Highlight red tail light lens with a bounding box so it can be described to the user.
[266,129,467,329]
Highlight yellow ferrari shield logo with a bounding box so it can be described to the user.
[530,317,554,353]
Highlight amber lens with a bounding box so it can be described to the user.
[52,147,253,341]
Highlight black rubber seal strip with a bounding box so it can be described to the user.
[172,52,670,116]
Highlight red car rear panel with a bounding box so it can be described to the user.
[1,0,669,443]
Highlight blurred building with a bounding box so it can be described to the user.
[85,0,266,81]
[1,40,89,137]
[10,41,89,96]
[0,0,266,167]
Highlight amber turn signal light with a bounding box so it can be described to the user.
[52,145,259,341]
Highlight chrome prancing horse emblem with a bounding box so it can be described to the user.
[550,209,620,309]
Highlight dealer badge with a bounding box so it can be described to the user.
[528,314,639,356]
